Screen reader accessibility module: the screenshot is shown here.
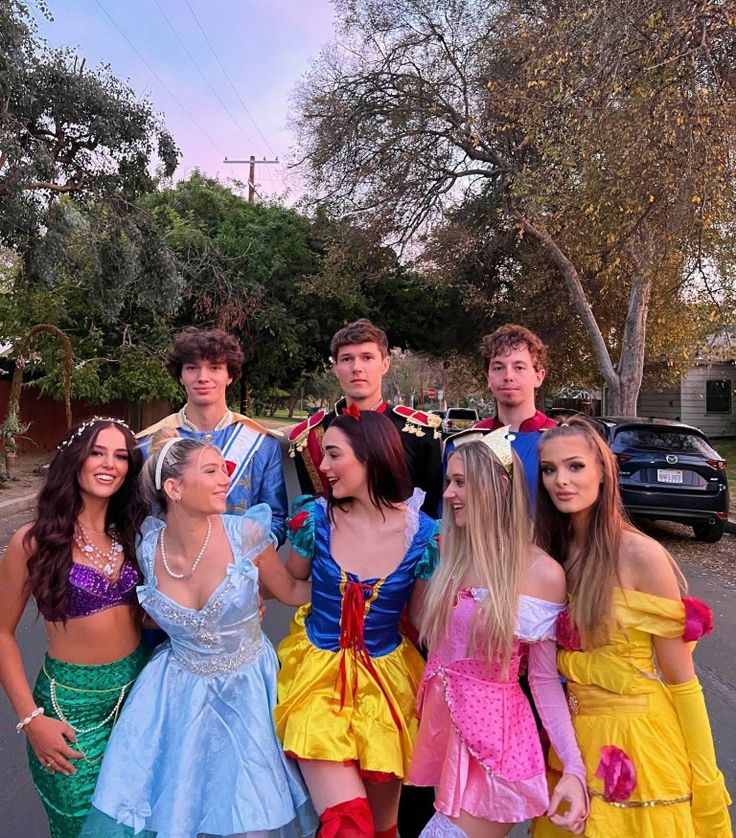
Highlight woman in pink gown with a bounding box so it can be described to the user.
[409,433,588,837]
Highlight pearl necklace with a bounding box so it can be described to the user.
[160,517,212,579]
[73,524,124,579]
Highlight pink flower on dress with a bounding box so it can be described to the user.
[595,745,637,802]
[556,608,582,651]
[682,597,714,642]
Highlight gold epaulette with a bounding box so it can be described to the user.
[135,412,283,439]
[287,409,326,457]
[231,413,284,438]
[135,413,180,439]
[393,405,442,439]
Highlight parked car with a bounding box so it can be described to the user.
[595,417,729,543]
[442,407,479,437]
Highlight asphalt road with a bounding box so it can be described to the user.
[1,452,734,837]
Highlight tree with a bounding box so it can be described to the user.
[147,173,471,405]
[422,183,721,391]
[1,0,179,294]
[294,0,736,412]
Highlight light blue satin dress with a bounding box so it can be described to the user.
[81,507,317,838]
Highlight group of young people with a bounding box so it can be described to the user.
[0,319,730,838]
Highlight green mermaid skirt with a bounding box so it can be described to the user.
[28,643,150,838]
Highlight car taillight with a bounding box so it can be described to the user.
[707,459,727,470]
[616,454,633,463]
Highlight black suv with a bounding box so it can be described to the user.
[596,417,729,543]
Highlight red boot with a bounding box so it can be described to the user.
[318,797,374,837]
[375,827,398,838]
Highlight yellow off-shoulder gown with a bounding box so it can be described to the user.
[533,588,731,838]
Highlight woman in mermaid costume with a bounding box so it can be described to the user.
[408,433,588,837]
[82,430,317,838]
[274,411,440,838]
[533,414,731,837]
[0,418,150,838]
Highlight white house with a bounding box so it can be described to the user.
[636,336,736,437]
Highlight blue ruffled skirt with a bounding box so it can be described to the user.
[80,637,317,838]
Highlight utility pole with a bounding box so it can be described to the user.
[223,155,279,202]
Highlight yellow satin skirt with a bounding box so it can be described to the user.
[532,681,695,838]
[274,604,424,779]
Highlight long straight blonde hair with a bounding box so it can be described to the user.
[419,441,530,675]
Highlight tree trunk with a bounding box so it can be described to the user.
[517,212,652,417]
[614,235,654,416]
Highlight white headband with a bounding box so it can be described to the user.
[154,437,184,490]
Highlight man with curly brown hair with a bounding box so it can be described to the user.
[446,324,556,504]
[137,327,288,544]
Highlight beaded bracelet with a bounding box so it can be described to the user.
[16,706,44,734]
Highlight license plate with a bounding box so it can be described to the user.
[657,469,683,484]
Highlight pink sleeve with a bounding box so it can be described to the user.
[527,638,587,786]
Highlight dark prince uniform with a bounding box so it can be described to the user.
[288,398,443,518]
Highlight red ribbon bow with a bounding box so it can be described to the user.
[336,579,402,731]
[341,402,362,420]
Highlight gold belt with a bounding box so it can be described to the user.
[589,789,691,809]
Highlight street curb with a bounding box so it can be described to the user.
[0,493,37,517]
[725,519,736,535]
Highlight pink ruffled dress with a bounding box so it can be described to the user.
[409,589,585,824]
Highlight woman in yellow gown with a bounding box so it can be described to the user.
[532,415,731,838]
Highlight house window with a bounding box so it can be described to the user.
[705,379,732,413]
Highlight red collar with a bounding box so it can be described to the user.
[478,410,555,432]
[337,398,387,415]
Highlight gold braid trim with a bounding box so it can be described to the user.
[302,425,325,494]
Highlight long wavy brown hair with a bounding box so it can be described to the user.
[535,415,631,648]
[24,419,145,621]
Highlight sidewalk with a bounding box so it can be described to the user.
[0,450,47,517]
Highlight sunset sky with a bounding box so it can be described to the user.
[33,0,337,199]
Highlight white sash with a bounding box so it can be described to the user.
[220,423,266,498]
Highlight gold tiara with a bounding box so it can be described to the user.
[481,425,515,473]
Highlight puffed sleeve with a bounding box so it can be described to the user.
[238,504,274,559]
[287,494,317,560]
[415,520,441,580]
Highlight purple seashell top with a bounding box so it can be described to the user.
[37,562,140,622]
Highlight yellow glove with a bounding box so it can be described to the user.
[668,677,732,838]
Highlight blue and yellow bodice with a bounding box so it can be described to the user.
[288,493,439,657]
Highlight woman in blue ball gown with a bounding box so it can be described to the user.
[81,431,317,838]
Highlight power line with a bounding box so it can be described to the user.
[150,0,257,149]
[182,0,279,159]
[92,0,227,158]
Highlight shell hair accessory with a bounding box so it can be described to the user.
[481,425,516,474]
[56,417,131,451]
